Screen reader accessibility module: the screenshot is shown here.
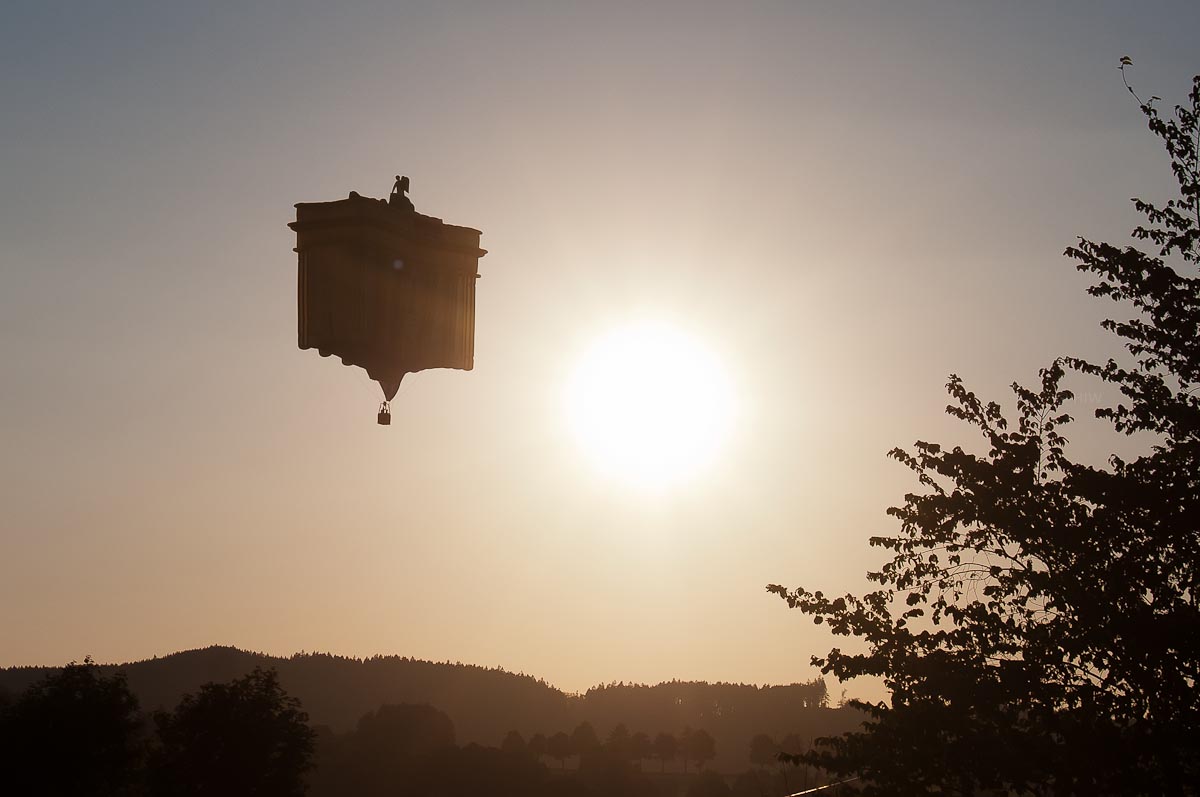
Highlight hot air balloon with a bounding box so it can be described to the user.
[289,176,486,424]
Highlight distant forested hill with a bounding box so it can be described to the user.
[0,646,863,771]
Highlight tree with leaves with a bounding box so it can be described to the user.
[606,722,632,760]
[0,658,143,797]
[748,733,778,769]
[780,734,813,791]
[500,729,527,756]
[570,720,601,759]
[679,727,694,773]
[652,731,678,773]
[631,731,653,768]
[528,731,548,762]
[547,731,571,769]
[685,728,717,772]
[148,667,316,797]
[769,64,1200,795]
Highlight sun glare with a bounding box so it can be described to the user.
[565,321,735,489]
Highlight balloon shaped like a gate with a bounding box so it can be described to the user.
[289,178,486,420]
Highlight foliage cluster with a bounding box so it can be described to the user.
[770,67,1200,795]
[511,721,716,772]
[0,659,315,797]
[0,645,846,772]
[1,657,847,797]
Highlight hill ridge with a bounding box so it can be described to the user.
[0,645,859,771]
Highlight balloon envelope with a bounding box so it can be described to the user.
[290,192,486,400]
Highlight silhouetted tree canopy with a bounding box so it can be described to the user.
[501,729,528,756]
[547,731,572,768]
[652,731,678,772]
[0,658,143,797]
[0,647,843,772]
[606,722,632,760]
[529,731,549,760]
[631,730,653,764]
[570,720,601,757]
[333,704,457,796]
[149,667,315,797]
[685,728,718,771]
[0,655,840,797]
[748,733,778,768]
[353,703,456,763]
[770,67,1200,795]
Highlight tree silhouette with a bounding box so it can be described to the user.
[779,734,812,791]
[528,731,548,762]
[0,649,849,773]
[680,727,693,772]
[652,731,678,772]
[630,730,652,767]
[748,733,777,769]
[148,667,315,797]
[500,729,527,756]
[606,722,632,760]
[547,731,571,769]
[685,728,717,772]
[337,703,457,796]
[570,720,600,759]
[0,658,143,797]
[353,703,456,761]
[770,67,1200,795]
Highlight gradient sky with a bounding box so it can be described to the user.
[2,1,1198,700]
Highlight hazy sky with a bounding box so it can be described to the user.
[2,1,1197,700]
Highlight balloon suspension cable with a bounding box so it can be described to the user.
[377,401,392,426]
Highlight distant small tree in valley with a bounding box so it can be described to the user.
[500,729,527,756]
[778,733,804,759]
[0,658,143,797]
[606,722,632,760]
[528,732,548,761]
[547,731,571,769]
[336,703,456,796]
[149,667,315,797]
[352,702,456,762]
[679,727,693,772]
[685,728,717,771]
[570,721,600,758]
[780,734,813,791]
[748,733,778,769]
[652,732,678,772]
[630,731,652,767]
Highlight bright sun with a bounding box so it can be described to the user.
[565,321,735,489]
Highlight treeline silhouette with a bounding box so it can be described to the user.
[0,646,857,772]
[311,711,841,797]
[0,657,846,797]
[0,659,315,796]
[495,722,716,772]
